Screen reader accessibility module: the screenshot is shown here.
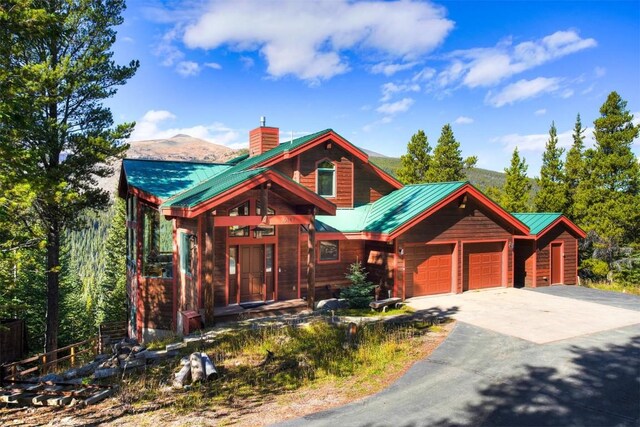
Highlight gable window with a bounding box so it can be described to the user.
[316,160,335,197]
[319,240,339,262]
[256,201,275,237]
[229,201,250,237]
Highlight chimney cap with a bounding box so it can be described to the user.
[260,116,266,127]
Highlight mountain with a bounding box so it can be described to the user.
[361,147,388,158]
[99,134,243,194]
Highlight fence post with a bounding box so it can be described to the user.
[70,346,76,367]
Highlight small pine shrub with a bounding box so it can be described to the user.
[580,258,610,281]
[340,262,375,309]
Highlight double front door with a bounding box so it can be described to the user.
[231,244,275,303]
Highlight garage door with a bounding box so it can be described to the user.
[466,242,503,290]
[407,245,453,296]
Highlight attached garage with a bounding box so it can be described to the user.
[406,244,454,297]
[465,242,504,290]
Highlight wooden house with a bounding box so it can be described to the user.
[118,122,586,341]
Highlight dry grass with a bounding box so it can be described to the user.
[582,281,640,296]
[1,318,454,426]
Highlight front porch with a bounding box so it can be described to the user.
[211,299,308,323]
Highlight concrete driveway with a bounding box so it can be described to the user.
[406,287,640,343]
[276,286,640,427]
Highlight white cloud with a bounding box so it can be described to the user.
[412,67,436,82]
[204,62,222,70]
[172,0,453,83]
[560,88,574,99]
[121,36,134,43]
[594,66,606,77]
[438,30,596,88]
[454,116,474,124]
[176,60,201,76]
[485,77,562,107]
[535,109,547,116]
[376,97,415,115]
[239,56,255,69]
[371,61,419,76]
[130,110,242,147]
[380,82,420,102]
[494,126,595,153]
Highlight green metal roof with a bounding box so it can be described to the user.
[225,153,249,165]
[512,213,561,235]
[317,181,467,235]
[226,129,333,173]
[122,159,231,200]
[161,167,268,208]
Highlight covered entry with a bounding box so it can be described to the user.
[406,244,454,296]
[464,242,504,290]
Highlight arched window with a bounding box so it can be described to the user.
[316,160,335,197]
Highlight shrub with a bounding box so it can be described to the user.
[340,262,375,309]
[580,258,610,281]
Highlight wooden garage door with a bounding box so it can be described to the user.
[467,242,503,290]
[407,245,453,296]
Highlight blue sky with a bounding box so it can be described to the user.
[108,0,640,176]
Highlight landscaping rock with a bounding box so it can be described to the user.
[316,298,348,311]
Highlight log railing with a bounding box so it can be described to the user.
[98,321,128,353]
[1,337,97,383]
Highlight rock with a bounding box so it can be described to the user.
[316,298,348,311]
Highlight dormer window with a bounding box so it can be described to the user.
[317,160,335,197]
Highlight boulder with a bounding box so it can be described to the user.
[316,298,348,311]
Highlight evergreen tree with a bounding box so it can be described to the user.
[574,92,640,255]
[397,130,432,184]
[0,1,138,353]
[563,114,585,220]
[97,200,127,325]
[425,124,477,182]
[501,148,532,212]
[534,121,565,212]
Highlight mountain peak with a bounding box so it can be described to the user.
[171,133,191,139]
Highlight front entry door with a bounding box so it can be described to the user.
[240,245,264,302]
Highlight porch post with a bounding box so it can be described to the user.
[307,207,316,310]
[203,213,215,324]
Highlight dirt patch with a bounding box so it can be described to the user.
[0,322,454,426]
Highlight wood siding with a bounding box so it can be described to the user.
[138,277,174,330]
[278,225,299,301]
[298,144,354,208]
[535,225,579,286]
[176,217,198,312]
[353,162,397,205]
[514,240,535,287]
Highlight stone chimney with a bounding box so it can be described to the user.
[249,116,279,157]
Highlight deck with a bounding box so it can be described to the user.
[213,299,308,323]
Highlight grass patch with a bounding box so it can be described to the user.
[118,318,438,415]
[582,281,640,296]
[145,334,182,351]
[331,305,415,318]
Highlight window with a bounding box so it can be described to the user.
[265,245,274,273]
[180,232,197,276]
[228,201,250,237]
[319,240,339,262]
[229,246,237,275]
[142,205,173,278]
[256,201,275,237]
[316,160,335,197]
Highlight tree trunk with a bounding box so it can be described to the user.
[45,224,60,356]
[307,208,316,310]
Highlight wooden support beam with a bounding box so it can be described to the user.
[203,214,215,324]
[307,208,316,310]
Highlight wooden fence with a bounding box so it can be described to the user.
[98,321,128,353]
[1,338,97,383]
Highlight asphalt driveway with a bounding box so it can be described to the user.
[276,286,640,427]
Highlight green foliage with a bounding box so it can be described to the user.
[425,124,477,182]
[340,262,375,309]
[501,148,532,212]
[563,114,586,220]
[0,0,138,351]
[396,130,432,184]
[535,122,565,212]
[97,199,127,325]
[613,259,640,288]
[573,92,640,260]
[580,258,610,281]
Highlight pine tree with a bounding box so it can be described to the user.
[397,130,432,184]
[425,124,477,182]
[534,121,565,212]
[97,200,127,325]
[501,148,532,212]
[0,1,138,353]
[574,91,640,254]
[563,114,585,220]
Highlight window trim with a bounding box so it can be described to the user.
[228,200,251,237]
[315,159,336,198]
[180,230,197,277]
[318,239,340,263]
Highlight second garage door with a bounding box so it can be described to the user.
[407,244,453,296]
[466,242,503,290]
